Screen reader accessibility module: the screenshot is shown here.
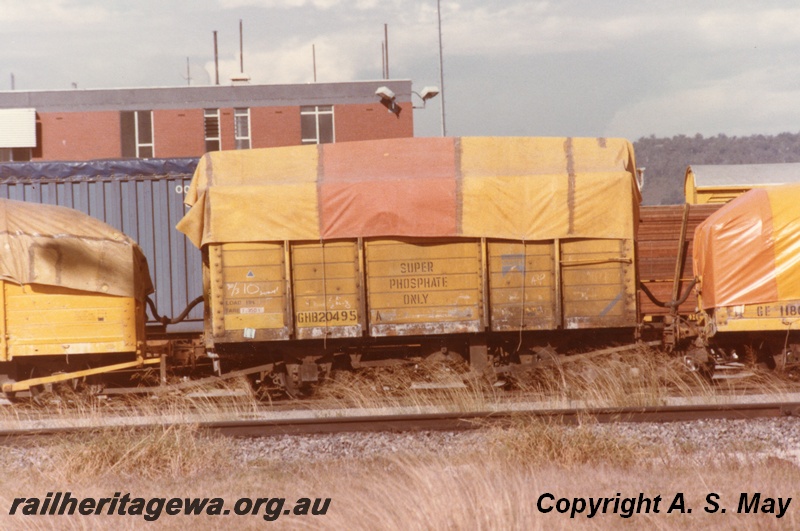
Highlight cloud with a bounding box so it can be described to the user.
[0,0,111,27]
[695,7,800,49]
[436,3,800,58]
[606,65,800,138]
[207,30,385,85]
[217,0,377,9]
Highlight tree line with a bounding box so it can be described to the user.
[633,132,800,205]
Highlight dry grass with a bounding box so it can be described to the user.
[314,345,800,411]
[0,376,265,431]
[511,347,718,407]
[0,344,794,433]
[0,345,795,437]
[484,416,660,467]
[0,346,796,528]
[36,424,237,483]
[0,418,798,530]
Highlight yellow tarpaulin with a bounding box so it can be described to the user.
[0,199,153,299]
[694,183,800,309]
[177,137,640,247]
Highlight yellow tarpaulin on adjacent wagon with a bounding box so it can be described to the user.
[693,183,800,309]
[0,199,153,299]
[177,137,640,246]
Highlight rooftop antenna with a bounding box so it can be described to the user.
[383,23,389,79]
[213,31,220,85]
[231,19,250,84]
[381,42,386,79]
[239,19,244,74]
[182,57,192,86]
[10,73,14,90]
[437,0,447,136]
[312,44,317,82]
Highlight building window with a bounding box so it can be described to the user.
[120,110,154,158]
[204,109,221,152]
[234,108,251,150]
[301,105,334,144]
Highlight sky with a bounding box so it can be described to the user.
[2,0,800,140]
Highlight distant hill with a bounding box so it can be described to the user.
[633,132,800,205]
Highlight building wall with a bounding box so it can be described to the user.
[34,103,413,160]
[153,108,206,158]
[250,106,302,148]
[39,111,121,161]
[4,81,416,161]
[335,102,413,142]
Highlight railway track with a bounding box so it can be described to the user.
[1,396,799,441]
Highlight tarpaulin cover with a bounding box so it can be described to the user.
[0,198,153,299]
[0,157,198,181]
[177,137,640,247]
[693,183,800,309]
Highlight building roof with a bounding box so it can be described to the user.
[0,80,412,112]
[687,163,800,188]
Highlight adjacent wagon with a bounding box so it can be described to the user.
[0,198,155,398]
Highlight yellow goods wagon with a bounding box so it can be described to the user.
[0,199,153,395]
[692,183,800,371]
[488,238,636,331]
[206,242,289,343]
[0,283,141,359]
[178,137,640,362]
[291,240,362,340]
[685,163,800,205]
[365,238,484,336]
[694,183,800,334]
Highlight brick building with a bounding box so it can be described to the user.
[0,80,414,162]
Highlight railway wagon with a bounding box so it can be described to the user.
[692,183,800,373]
[177,136,641,391]
[0,198,154,399]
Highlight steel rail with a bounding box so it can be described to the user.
[0,401,798,441]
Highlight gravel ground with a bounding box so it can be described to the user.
[228,417,800,464]
[5,417,800,471]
